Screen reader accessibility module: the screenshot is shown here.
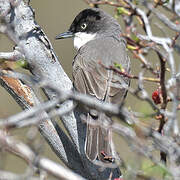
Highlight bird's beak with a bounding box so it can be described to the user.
[55,31,74,40]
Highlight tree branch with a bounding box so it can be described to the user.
[0,0,122,179]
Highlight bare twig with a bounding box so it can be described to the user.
[0,130,85,180]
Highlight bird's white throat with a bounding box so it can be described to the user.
[74,32,96,50]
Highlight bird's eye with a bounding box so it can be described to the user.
[81,23,87,30]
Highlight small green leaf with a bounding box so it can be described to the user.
[114,14,119,19]
[131,33,140,43]
[117,7,131,16]
[16,59,29,69]
[114,62,125,72]
[127,44,138,50]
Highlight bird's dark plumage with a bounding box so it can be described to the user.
[56,8,130,164]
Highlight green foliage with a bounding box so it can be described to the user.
[127,44,138,50]
[117,7,130,16]
[131,33,140,43]
[0,59,28,70]
[114,62,125,72]
[16,59,29,69]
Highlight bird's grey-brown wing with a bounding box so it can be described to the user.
[73,37,130,161]
[73,37,130,104]
[73,51,109,161]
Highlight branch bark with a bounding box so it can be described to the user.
[0,130,85,180]
[0,0,121,179]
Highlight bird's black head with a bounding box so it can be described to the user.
[56,8,121,49]
[68,8,102,34]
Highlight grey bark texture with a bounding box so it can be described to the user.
[0,0,121,179]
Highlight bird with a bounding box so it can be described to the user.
[56,8,130,164]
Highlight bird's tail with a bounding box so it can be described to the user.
[85,112,114,164]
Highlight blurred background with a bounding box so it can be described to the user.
[0,0,179,179]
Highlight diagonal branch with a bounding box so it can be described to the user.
[0,74,85,175]
[0,0,122,179]
[0,130,85,180]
